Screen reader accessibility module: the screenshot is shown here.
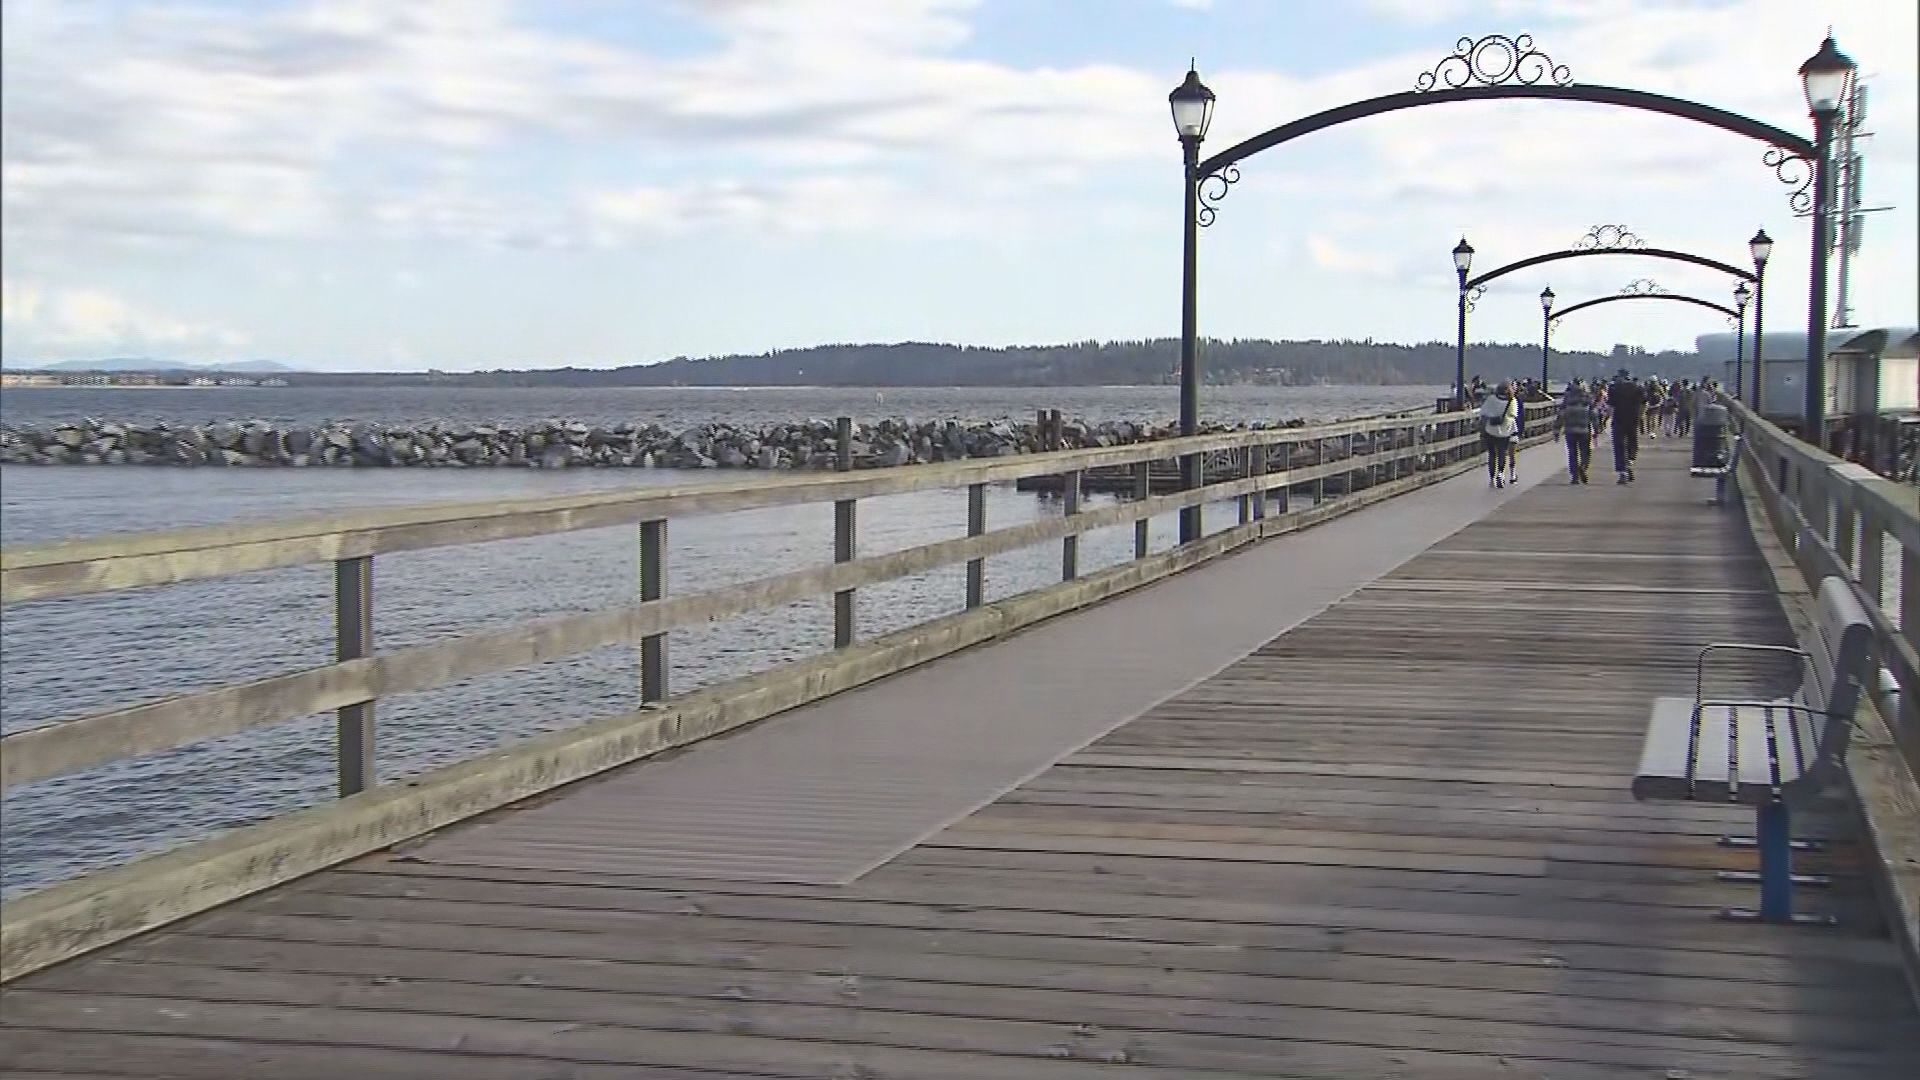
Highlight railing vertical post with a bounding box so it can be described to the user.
[965,482,986,609]
[834,416,856,648]
[1805,466,1831,544]
[1250,444,1267,522]
[1314,437,1326,506]
[638,519,667,702]
[334,555,374,797]
[1832,481,1857,575]
[1902,544,1920,663]
[1049,409,1063,451]
[1237,448,1253,525]
[1133,459,1150,559]
[1346,432,1358,496]
[1859,509,1885,610]
[1036,409,1048,451]
[1061,468,1081,580]
[1276,443,1292,515]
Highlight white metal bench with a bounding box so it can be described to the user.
[1631,575,1873,924]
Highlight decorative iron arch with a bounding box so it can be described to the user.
[1550,291,1738,329]
[1191,36,1817,226]
[1469,247,1755,291]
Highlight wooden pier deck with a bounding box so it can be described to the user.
[4,442,1918,1078]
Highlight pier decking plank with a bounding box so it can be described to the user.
[4,442,1917,1078]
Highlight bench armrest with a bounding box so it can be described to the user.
[1695,644,1812,708]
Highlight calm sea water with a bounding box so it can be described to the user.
[0,384,1441,894]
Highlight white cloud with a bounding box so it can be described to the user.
[0,278,250,353]
[0,0,1912,365]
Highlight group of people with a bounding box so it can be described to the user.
[1471,372,1718,488]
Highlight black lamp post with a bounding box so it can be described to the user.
[1732,280,1752,400]
[1800,35,1856,445]
[1749,228,1773,410]
[1539,286,1555,390]
[1170,64,1215,544]
[1452,238,1474,408]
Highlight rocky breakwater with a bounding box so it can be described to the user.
[0,416,1285,470]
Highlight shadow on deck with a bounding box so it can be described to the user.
[3,442,1916,1078]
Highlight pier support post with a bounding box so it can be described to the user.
[1133,460,1151,559]
[639,519,667,702]
[1061,469,1081,581]
[966,482,986,609]
[334,555,374,797]
[834,416,857,648]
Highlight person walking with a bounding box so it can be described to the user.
[1554,380,1596,484]
[1479,380,1520,488]
[1608,369,1647,483]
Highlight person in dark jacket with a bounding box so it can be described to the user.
[1553,380,1596,484]
[1608,369,1646,483]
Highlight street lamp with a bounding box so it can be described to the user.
[1170,64,1215,544]
[1799,35,1856,444]
[1539,286,1555,390]
[1452,237,1474,408]
[1732,279,1752,401]
[1749,228,1773,409]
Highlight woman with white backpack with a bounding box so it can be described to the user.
[1479,381,1520,488]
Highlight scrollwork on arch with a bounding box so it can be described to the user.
[1619,278,1666,296]
[1416,34,1572,92]
[1464,283,1488,313]
[1571,224,1647,251]
[1763,146,1814,214]
[1196,163,1241,228]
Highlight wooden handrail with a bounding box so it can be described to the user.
[2,412,1439,604]
[2,403,1551,795]
[1728,398,1920,774]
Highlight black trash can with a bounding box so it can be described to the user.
[1693,402,1730,470]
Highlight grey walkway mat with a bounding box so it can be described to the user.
[411,449,1552,883]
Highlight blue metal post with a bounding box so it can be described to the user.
[1757,800,1793,921]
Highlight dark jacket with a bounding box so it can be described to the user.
[1609,378,1647,419]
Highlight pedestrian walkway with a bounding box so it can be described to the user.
[3,441,1915,1078]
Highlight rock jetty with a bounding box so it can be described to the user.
[0,416,1309,470]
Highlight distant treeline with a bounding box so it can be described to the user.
[158,338,1715,388]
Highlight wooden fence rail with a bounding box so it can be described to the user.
[1,400,1560,981]
[0,406,1544,795]
[1730,398,1920,774]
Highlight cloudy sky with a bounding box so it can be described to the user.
[1,0,1913,371]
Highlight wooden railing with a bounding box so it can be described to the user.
[0,401,1561,981]
[1730,398,1920,773]
[0,405,1546,797]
